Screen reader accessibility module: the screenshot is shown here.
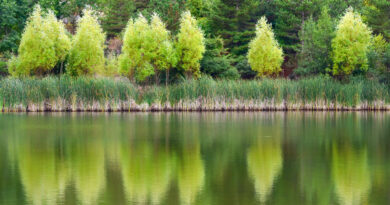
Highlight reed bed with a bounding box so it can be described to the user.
[0,76,389,112]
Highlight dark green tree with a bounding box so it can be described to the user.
[100,0,135,37]
[200,37,239,79]
[0,0,35,53]
[295,7,336,76]
[363,0,390,41]
[273,0,323,74]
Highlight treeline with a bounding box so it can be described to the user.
[0,0,389,84]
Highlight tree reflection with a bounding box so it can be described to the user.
[247,136,283,203]
[177,140,205,205]
[332,144,371,205]
[15,138,70,205]
[120,142,173,204]
[72,138,106,205]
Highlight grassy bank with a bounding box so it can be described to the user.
[0,76,389,112]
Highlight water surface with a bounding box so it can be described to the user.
[0,112,390,205]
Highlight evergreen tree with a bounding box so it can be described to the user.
[0,0,35,53]
[296,7,336,76]
[273,0,323,73]
[247,17,283,77]
[8,5,70,76]
[100,0,135,38]
[67,8,106,76]
[331,8,372,76]
[200,37,239,79]
[176,11,205,78]
[209,0,264,57]
[363,0,390,41]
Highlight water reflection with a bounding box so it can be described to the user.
[120,142,173,204]
[72,138,106,205]
[247,136,283,203]
[15,137,69,205]
[177,140,205,205]
[332,143,371,205]
[0,112,390,205]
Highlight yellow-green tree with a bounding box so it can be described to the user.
[331,8,372,76]
[247,16,284,77]
[67,9,106,76]
[149,13,177,84]
[119,15,153,82]
[119,14,176,83]
[8,5,70,76]
[176,11,205,78]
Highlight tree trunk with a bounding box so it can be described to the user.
[166,69,169,87]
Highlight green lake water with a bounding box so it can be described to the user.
[0,112,390,205]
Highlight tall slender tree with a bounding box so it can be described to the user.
[176,11,206,78]
[331,8,372,76]
[247,17,283,77]
[67,8,106,76]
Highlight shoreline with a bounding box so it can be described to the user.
[2,99,390,112]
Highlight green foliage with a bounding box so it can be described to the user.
[176,11,206,78]
[248,17,284,77]
[0,76,388,108]
[200,37,239,79]
[8,5,71,76]
[363,0,390,41]
[331,8,372,76]
[209,0,262,57]
[296,7,336,76]
[119,14,176,83]
[0,0,35,53]
[274,0,324,68]
[100,0,135,38]
[0,61,7,76]
[101,52,119,77]
[0,76,136,107]
[67,8,106,76]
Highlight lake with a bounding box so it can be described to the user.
[0,112,390,205]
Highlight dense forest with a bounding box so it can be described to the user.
[0,0,389,84]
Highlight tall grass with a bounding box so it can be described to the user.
[0,75,389,110]
[0,76,136,107]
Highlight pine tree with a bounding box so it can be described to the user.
[101,0,135,38]
[209,0,263,57]
[67,8,106,76]
[247,17,283,77]
[274,0,324,73]
[363,0,390,41]
[332,8,372,76]
[176,11,206,78]
[296,7,336,76]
